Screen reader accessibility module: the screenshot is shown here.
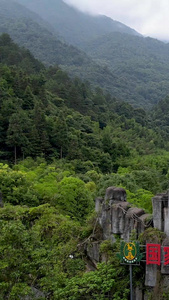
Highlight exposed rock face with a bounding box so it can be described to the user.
[105,186,127,203]
[95,197,104,213]
[22,287,45,299]
[152,192,169,235]
[134,286,144,300]
[145,264,158,287]
[87,186,152,268]
[87,187,169,299]
[161,237,169,274]
[87,242,100,264]
[98,187,151,242]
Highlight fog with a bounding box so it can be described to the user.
[64,0,169,40]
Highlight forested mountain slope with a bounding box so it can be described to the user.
[1,0,169,108]
[14,0,140,48]
[83,32,169,107]
[1,33,169,299]
[0,33,166,170]
[0,0,88,66]
[151,96,169,135]
[0,0,56,35]
[0,0,129,100]
[12,0,169,108]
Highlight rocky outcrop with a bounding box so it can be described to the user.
[104,186,127,202]
[21,287,45,299]
[152,192,169,235]
[88,187,169,299]
[97,187,152,242]
[89,186,152,272]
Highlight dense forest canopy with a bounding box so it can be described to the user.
[83,32,169,107]
[1,9,169,297]
[0,33,168,167]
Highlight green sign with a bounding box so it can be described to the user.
[117,242,142,264]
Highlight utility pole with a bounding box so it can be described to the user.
[130,264,133,300]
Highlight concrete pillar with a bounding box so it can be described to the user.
[152,196,163,231]
[161,237,169,274]
[95,197,103,213]
[110,202,129,234]
[99,203,111,240]
[164,208,169,237]
[145,264,158,287]
[134,287,143,300]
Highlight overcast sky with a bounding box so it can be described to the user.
[64,0,169,40]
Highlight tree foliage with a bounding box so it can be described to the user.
[0,32,169,299]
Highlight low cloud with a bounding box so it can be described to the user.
[64,0,169,40]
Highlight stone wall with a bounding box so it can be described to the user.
[87,187,169,299]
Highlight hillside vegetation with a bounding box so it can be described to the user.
[0,33,167,167]
[1,30,169,298]
[1,0,169,109]
[13,0,169,109]
[14,0,140,47]
[83,32,169,107]
[0,0,124,99]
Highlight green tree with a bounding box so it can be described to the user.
[31,101,51,157]
[55,262,129,300]
[52,177,94,221]
[22,85,34,110]
[6,110,30,163]
[50,113,69,159]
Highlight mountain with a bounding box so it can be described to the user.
[0,0,121,94]
[1,34,169,300]
[11,0,169,109]
[0,32,43,73]
[2,0,169,109]
[82,32,169,107]
[0,0,57,35]
[151,96,169,134]
[0,32,168,169]
[14,0,141,48]
[1,8,169,297]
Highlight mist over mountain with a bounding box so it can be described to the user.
[0,0,144,107]
[14,0,140,48]
[0,0,122,92]
[0,0,57,35]
[1,0,169,109]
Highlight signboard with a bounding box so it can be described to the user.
[117,242,169,300]
[117,242,142,264]
[117,242,169,266]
